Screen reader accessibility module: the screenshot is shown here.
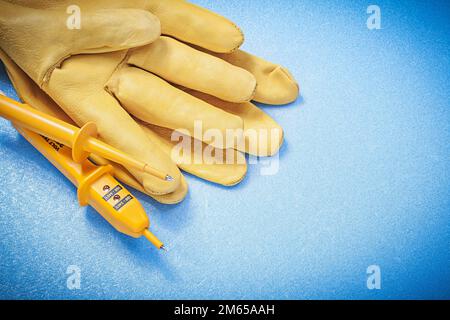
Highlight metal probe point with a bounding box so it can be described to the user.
[142,164,171,181]
[160,245,168,252]
[143,229,165,251]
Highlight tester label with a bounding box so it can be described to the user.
[113,195,133,211]
[103,185,122,201]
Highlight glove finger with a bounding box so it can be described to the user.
[90,154,188,205]
[106,65,244,150]
[213,50,300,105]
[148,0,243,53]
[10,0,242,53]
[128,37,256,103]
[46,52,181,195]
[76,8,161,53]
[184,89,284,157]
[137,122,247,187]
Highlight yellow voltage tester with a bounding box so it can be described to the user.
[0,94,172,181]
[0,94,166,251]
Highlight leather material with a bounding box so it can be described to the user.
[106,64,245,150]
[0,49,188,204]
[138,122,248,187]
[45,51,182,195]
[4,0,245,53]
[214,50,300,105]
[0,1,160,86]
[183,89,284,157]
[128,37,256,103]
[0,0,300,202]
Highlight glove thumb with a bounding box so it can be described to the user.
[0,1,161,86]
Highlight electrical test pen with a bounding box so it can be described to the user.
[13,124,167,251]
[0,94,173,182]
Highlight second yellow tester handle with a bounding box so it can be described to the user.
[14,125,164,250]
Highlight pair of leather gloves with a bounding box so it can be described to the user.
[0,0,299,204]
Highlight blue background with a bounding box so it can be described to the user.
[0,0,449,299]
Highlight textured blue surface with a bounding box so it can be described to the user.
[0,0,449,299]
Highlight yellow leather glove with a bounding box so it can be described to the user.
[0,48,248,203]
[0,49,190,204]
[0,0,183,198]
[0,0,299,203]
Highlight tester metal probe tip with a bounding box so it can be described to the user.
[160,245,168,252]
[142,164,172,182]
[143,229,165,251]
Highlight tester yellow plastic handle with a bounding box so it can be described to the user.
[14,124,164,249]
[2,95,75,144]
[0,94,170,181]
